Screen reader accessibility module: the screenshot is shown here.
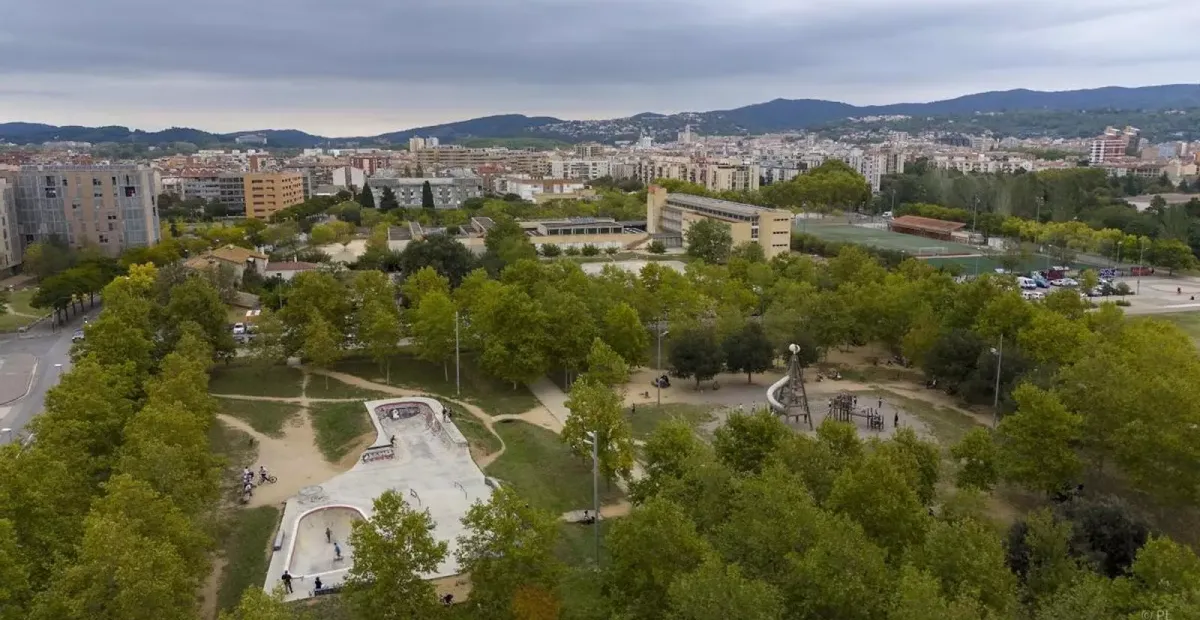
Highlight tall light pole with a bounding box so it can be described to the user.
[1137,238,1147,295]
[656,322,669,406]
[1116,240,1123,268]
[454,310,461,396]
[583,431,600,565]
[991,335,1004,427]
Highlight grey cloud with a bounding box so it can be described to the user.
[1,0,1195,90]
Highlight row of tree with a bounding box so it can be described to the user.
[0,264,230,619]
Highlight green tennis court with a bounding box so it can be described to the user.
[796,221,980,256]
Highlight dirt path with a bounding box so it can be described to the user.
[307,368,510,469]
[198,556,226,620]
[560,499,633,522]
[212,394,361,404]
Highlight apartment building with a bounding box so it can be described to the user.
[179,172,248,212]
[0,179,19,274]
[545,158,611,180]
[635,157,760,193]
[366,176,483,209]
[243,172,305,218]
[412,146,545,175]
[493,177,587,202]
[8,164,161,255]
[646,186,792,259]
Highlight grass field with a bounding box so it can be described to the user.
[217,506,281,613]
[335,351,538,417]
[309,401,373,462]
[624,403,716,439]
[210,364,304,398]
[1160,312,1200,344]
[920,253,1104,276]
[218,398,299,438]
[7,289,39,316]
[486,420,625,514]
[555,520,612,567]
[799,221,980,255]
[452,410,504,457]
[304,374,391,400]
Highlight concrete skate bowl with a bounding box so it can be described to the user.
[285,505,366,578]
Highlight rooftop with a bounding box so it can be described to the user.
[889,215,967,233]
[665,192,781,217]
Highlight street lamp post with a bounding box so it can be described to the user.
[1137,239,1147,295]
[584,431,600,565]
[656,322,669,406]
[454,310,461,396]
[991,336,1004,427]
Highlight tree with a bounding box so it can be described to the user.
[604,498,714,620]
[722,322,774,383]
[996,384,1083,494]
[0,520,31,620]
[668,328,724,388]
[421,181,436,210]
[399,234,480,287]
[358,181,376,210]
[1149,238,1196,274]
[345,490,448,620]
[712,410,790,475]
[950,427,999,491]
[913,518,1019,616]
[539,244,562,257]
[602,302,649,367]
[483,217,537,275]
[456,486,562,619]
[379,186,400,212]
[302,313,343,388]
[583,337,630,387]
[684,219,733,264]
[1122,535,1200,615]
[827,451,928,559]
[165,275,235,358]
[540,290,597,384]
[781,511,892,620]
[475,285,549,387]
[890,565,984,620]
[667,558,784,620]
[562,378,636,481]
[711,464,822,583]
[359,300,403,383]
[218,588,296,620]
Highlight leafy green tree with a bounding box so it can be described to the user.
[359,181,376,210]
[713,410,790,475]
[540,290,597,384]
[684,219,733,264]
[302,313,343,388]
[881,426,941,507]
[890,565,985,620]
[582,337,630,387]
[166,275,235,357]
[667,558,784,620]
[781,511,892,620]
[421,181,435,210]
[456,486,563,619]
[1006,509,1082,606]
[1031,572,1118,620]
[345,490,448,620]
[483,217,537,275]
[218,588,296,620]
[475,284,549,387]
[1148,238,1196,274]
[722,322,774,383]
[604,498,714,620]
[1121,535,1200,615]
[379,186,400,212]
[247,308,287,371]
[996,384,1083,494]
[410,291,458,381]
[713,465,821,584]
[950,427,999,491]
[913,518,1019,616]
[602,302,649,367]
[633,418,708,502]
[827,451,928,559]
[399,234,481,286]
[562,378,636,481]
[668,328,724,388]
[359,300,403,383]
[280,270,350,351]
[0,519,31,620]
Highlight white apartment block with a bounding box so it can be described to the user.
[0,179,19,274]
[930,154,1033,175]
[545,158,612,180]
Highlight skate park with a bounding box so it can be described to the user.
[263,396,494,601]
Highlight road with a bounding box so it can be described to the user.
[0,311,88,445]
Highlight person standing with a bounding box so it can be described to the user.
[894,412,899,429]
[334,541,343,560]
[281,571,294,594]
[325,526,332,544]
[314,577,323,591]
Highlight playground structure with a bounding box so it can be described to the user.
[826,391,885,431]
[767,343,813,429]
[263,396,493,601]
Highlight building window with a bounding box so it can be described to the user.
[124,186,136,197]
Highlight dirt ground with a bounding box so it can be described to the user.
[216,413,349,509]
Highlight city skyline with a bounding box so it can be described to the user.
[1,0,1198,135]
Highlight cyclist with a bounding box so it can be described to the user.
[259,465,270,483]
[242,481,254,497]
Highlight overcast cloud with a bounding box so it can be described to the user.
[0,0,1196,135]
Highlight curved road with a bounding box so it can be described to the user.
[0,311,89,445]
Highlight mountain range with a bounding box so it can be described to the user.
[2,84,1199,148]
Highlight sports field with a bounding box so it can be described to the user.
[797,221,979,255]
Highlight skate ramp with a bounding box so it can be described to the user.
[287,505,365,577]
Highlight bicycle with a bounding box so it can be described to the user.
[259,474,278,484]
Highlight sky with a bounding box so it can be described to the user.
[0,0,1197,137]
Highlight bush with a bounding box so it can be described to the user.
[1114,299,1131,307]
[581,244,601,257]
[564,246,582,256]
[1114,282,1132,296]
[789,233,908,268]
[604,247,619,256]
[647,240,667,254]
[540,244,562,257]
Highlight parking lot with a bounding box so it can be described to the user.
[1102,275,1200,315]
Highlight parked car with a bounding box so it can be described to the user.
[232,322,246,335]
[71,329,85,342]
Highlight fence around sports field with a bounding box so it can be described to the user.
[796,220,1110,275]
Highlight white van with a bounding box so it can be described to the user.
[1016,276,1037,290]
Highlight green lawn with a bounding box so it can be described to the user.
[217,506,281,613]
[304,374,391,400]
[1160,312,1200,345]
[486,421,625,514]
[218,398,300,438]
[309,401,373,462]
[451,410,504,457]
[0,313,36,332]
[334,350,538,417]
[210,363,304,398]
[7,288,40,316]
[624,403,717,439]
[555,520,613,567]
[866,389,984,447]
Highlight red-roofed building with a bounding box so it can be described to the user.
[888,215,967,242]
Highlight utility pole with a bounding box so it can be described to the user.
[584,431,600,565]
[454,310,461,396]
[1138,239,1146,295]
[656,321,668,406]
[992,335,1004,426]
